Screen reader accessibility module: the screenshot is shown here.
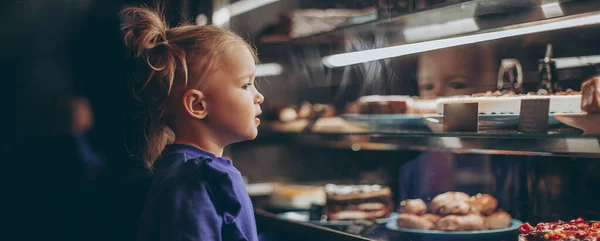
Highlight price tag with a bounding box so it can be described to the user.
[443,103,479,132]
[518,98,550,133]
[345,219,378,237]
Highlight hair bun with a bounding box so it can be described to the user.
[120,6,169,57]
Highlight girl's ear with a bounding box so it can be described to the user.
[182,89,208,119]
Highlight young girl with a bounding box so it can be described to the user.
[120,6,264,241]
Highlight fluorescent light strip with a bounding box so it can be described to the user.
[212,8,231,26]
[323,14,600,68]
[403,18,480,43]
[228,0,279,17]
[255,63,283,77]
[212,0,279,26]
[554,55,600,69]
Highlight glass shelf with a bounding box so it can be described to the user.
[255,128,600,158]
[261,0,600,48]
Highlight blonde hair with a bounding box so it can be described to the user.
[120,6,257,169]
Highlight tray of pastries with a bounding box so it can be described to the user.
[386,192,522,239]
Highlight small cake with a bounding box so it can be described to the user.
[324,184,394,221]
[269,185,326,210]
[581,76,600,113]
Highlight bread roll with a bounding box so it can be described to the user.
[397,213,435,230]
[399,199,427,215]
[485,210,512,229]
[434,214,486,231]
[469,193,498,215]
[431,192,472,216]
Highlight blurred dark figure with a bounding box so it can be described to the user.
[5,1,154,241]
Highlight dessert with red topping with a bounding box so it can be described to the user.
[519,218,600,241]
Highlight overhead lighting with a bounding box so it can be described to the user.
[255,63,283,77]
[323,13,600,68]
[212,7,231,27]
[211,0,279,26]
[554,55,600,69]
[228,0,279,17]
[403,18,479,43]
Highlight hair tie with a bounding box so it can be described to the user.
[163,40,169,45]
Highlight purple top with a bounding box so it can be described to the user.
[137,144,258,241]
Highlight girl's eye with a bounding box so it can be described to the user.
[420,83,434,91]
[449,82,467,89]
[448,78,470,89]
[242,83,252,90]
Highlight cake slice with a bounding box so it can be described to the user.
[324,184,394,221]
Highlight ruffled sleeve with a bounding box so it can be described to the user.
[195,157,255,241]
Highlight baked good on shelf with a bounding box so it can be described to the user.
[396,193,511,231]
[430,191,472,216]
[519,218,600,241]
[423,214,442,223]
[399,199,427,215]
[281,8,376,38]
[485,210,512,229]
[397,213,436,230]
[436,90,582,115]
[358,95,409,114]
[269,185,326,210]
[581,76,600,113]
[357,95,436,114]
[434,214,486,231]
[324,184,394,221]
[469,193,498,215]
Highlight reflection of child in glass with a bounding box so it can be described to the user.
[417,43,498,98]
[402,43,499,199]
[120,6,264,241]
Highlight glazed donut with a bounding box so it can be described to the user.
[470,193,498,215]
[399,199,427,215]
[434,214,486,231]
[431,192,472,216]
[485,210,512,229]
[396,213,435,230]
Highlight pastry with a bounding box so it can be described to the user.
[399,199,427,215]
[430,191,472,216]
[397,213,435,230]
[485,210,511,229]
[581,76,600,113]
[470,193,498,215]
[434,214,486,231]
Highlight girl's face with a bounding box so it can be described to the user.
[418,46,497,99]
[203,45,264,144]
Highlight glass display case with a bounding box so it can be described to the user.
[231,1,600,240]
